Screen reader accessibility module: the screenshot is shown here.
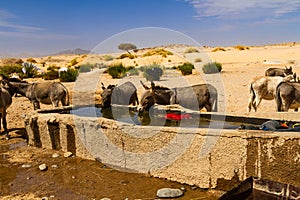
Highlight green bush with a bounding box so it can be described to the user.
[177,62,194,75]
[78,63,94,73]
[143,63,164,81]
[202,62,222,74]
[22,62,38,78]
[43,69,59,80]
[107,63,126,78]
[184,47,199,54]
[102,55,114,61]
[0,64,23,76]
[59,68,79,82]
[126,66,139,76]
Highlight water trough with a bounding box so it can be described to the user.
[24,105,300,190]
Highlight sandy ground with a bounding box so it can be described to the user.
[1,43,300,199]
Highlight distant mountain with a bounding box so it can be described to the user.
[54,48,91,55]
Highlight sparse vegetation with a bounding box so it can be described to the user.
[78,63,95,73]
[195,58,202,63]
[22,62,38,78]
[126,66,139,76]
[234,45,249,50]
[202,62,222,74]
[107,63,126,78]
[288,60,296,64]
[142,48,173,58]
[117,53,137,59]
[184,47,199,54]
[102,55,114,61]
[26,58,37,63]
[142,63,164,81]
[2,58,23,65]
[212,47,226,52]
[43,67,59,80]
[70,58,79,66]
[0,64,23,77]
[177,62,194,75]
[59,68,79,82]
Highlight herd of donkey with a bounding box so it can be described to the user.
[0,65,299,139]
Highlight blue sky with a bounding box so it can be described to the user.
[1,0,300,55]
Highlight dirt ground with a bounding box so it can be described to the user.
[0,96,223,200]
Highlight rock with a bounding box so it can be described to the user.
[22,164,32,168]
[100,198,111,200]
[64,152,73,158]
[51,164,58,168]
[39,163,48,171]
[41,197,49,200]
[52,153,60,158]
[156,188,184,198]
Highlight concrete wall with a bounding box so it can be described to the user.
[25,112,300,190]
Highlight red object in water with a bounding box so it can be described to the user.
[165,113,191,121]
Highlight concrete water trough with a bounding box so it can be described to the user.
[24,105,300,190]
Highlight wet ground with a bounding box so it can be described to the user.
[0,135,223,200]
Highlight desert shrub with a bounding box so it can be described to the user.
[202,62,222,74]
[0,64,23,76]
[126,66,139,76]
[143,63,164,81]
[2,58,23,65]
[102,55,114,61]
[26,58,37,63]
[59,68,79,82]
[118,53,137,59]
[107,63,126,78]
[78,63,94,73]
[142,48,173,58]
[234,45,249,50]
[184,47,199,54]
[177,62,194,75]
[212,47,226,52]
[195,58,202,62]
[70,58,78,66]
[43,69,59,80]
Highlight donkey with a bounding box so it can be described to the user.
[0,86,12,139]
[248,74,295,112]
[6,81,69,110]
[265,66,293,77]
[138,81,218,112]
[101,81,139,108]
[276,82,300,112]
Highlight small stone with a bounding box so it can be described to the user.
[100,198,111,200]
[64,152,73,158]
[22,164,32,168]
[27,176,32,180]
[51,164,58,168]
[157,188,184,198]
[72,176,76,179]
[180,187,186,191]
[52,153,60,158]
[41,197,49,200]
[39,163,48,171]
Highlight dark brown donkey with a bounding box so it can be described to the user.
[265,66,293,77]
[138,81,218,112]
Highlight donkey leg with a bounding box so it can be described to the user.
[3,111,9,140]
[32,101,40,110]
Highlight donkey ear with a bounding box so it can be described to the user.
[151,81,155,89]
[140,80,149,90]
[101,82,106,90]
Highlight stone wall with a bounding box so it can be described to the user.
[25,112,300,190]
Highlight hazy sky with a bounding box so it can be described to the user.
[1,0,300,55]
